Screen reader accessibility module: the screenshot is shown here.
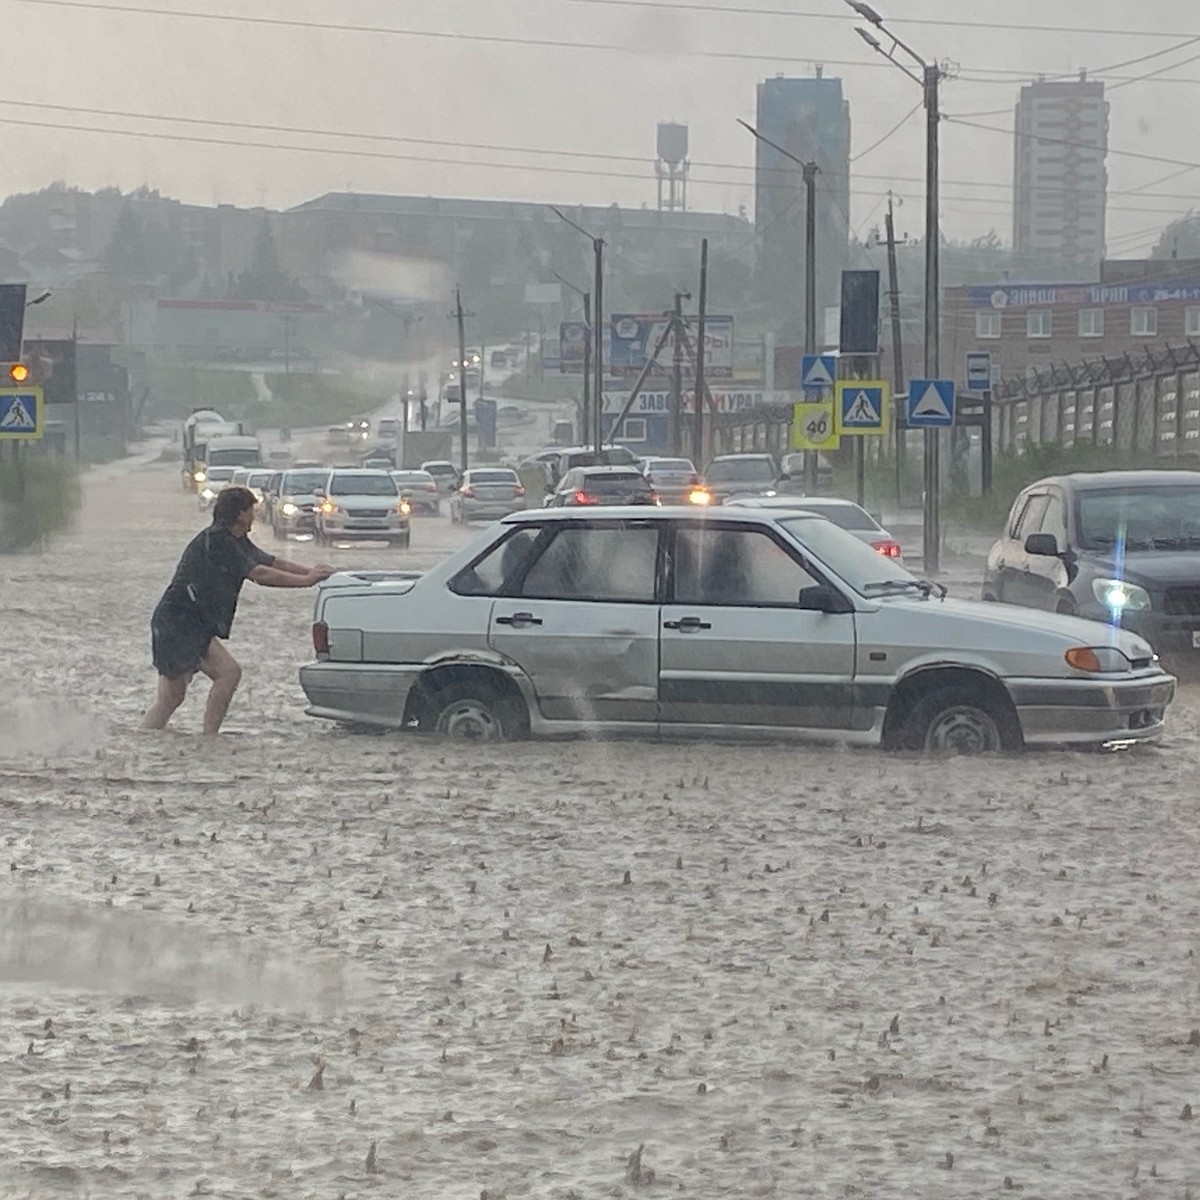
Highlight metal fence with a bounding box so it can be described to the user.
[993,340,1200,460]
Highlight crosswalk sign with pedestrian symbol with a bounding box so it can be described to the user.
[0,388,44,440]
[834,379,889,436]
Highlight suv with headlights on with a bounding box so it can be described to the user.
[314,469,411,549]
[982,470,1200,667]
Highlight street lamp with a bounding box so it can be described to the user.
[26,290,52,308]
[844,0,944,574]
[549,206,605,454]
[551,269,592,444]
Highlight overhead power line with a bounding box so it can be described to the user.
[16,0,1200,85]
[510,0,1200,41]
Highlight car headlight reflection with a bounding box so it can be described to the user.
[1092,578,1151,615]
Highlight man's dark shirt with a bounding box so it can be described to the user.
[155,524,275,639]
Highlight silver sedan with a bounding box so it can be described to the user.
[300,508,1175,752]
[449,468,527,523]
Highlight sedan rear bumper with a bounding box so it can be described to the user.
[1007,671,1176,745]
[301,662,422,727]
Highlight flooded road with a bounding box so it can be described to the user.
[4,455,1200,1198]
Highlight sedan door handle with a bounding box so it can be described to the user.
[495,612,543,627]
[663,616,712,631]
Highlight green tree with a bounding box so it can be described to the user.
[1151,212,1200,260]
[229,215,308,302]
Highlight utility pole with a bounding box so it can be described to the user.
[593,236,605,454]
[803,160,820,494]
[453,287,471,473]
[693,239,709,465]
[923,61,941,574]
[581,293,592,446]
[847,0,943,574]
[884,194,906,509]
[670,290,689,456]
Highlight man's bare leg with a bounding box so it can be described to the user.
[198,641,243,735]
[141,674,190,730]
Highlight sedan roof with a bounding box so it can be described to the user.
[501,506,822,526]
[1041,470,1200,491]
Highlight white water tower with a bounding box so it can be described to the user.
[656,122,689,212]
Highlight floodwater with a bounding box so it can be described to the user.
[3,456,1200,1198]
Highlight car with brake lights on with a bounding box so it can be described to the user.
[300,507,1174,751]
[450,468,527,523]
[265,467,330,537]
[390,470,441,516]
[313,468,411,550]
[725,495,904,563]
[639,456,707,505]
[546,466,660,508]
[983,470,1200,669]
[703,453,781,504]
[197,466,237,510]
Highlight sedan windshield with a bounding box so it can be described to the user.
[780,516,914,595]
[706,459,775,482]
[282,471,329,494]
[1077,487,1200,550]
[205,467,236,482]
[329,474,398,497]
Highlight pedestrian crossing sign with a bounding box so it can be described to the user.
[0,388,43,440]
[834,379,889,436]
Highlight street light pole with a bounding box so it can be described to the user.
[846,0,942,574]
[549,207,606,454]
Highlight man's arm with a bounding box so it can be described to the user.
[247,564,333,588]
[270,556,324,576]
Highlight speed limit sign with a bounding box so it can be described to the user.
[791,400,840,452]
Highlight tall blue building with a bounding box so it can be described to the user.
[755,73,851,334]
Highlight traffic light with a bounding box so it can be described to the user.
[1,362,29,384]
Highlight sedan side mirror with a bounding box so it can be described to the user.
[1024,532,1060,557]
[798,584,853,614]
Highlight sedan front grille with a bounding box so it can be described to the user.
[1163,587,1200,616]
[349,508,390,519]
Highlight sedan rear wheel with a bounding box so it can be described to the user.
[431,685,528,741]
[901,686,1018,755]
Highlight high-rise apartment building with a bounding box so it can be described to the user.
[754,73,851,333]
[1013,75,1108,273]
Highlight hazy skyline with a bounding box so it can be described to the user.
[6,0,1200,259]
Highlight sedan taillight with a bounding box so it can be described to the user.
[573,490,598,505]
[460,485,475,498]
[313,621,330,655]
[872,540,903,559]
[514,484,526,496]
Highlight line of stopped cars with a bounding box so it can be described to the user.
[298,457,1179,753]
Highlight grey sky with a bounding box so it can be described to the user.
[7,0,1199,256]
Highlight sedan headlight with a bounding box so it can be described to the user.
[280,502,298,516]
[1066,646,1132,673]
[193,469,207,482]
[200,487,215,500]
[1092,578,1151,614]
[688,487,713,506]
[320,501,340,515]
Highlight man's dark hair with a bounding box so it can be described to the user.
[212,486,257,528]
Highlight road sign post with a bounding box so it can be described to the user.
[0,387,44,440]
[834,380,889,437]
[907,379,956,429]
[790,400,839,453]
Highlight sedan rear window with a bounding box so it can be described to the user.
[470,470,519,483]
[329,474,398,497]
[806,504,877,532]
[584,471,649,491]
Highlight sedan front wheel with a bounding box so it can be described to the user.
[900,686,1020,755]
